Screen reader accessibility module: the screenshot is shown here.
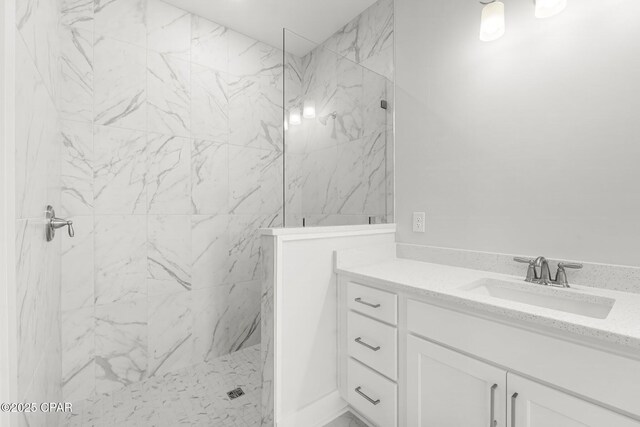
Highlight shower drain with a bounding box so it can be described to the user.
[227,388,245,400]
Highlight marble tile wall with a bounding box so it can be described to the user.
[15,0,63,425]
[284,0,395,227]
[58,0,283,403]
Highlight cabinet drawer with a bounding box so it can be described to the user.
[348,311,397,380]
[347,358,397,427]
[347,282,397,325]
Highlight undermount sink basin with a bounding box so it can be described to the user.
[462,279,615,319]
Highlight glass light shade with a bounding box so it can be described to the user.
[289,109,301,126]
[479,2,505,42]
[303,100,316,119]
[535,0,566,18]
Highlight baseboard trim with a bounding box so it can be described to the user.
[278,390,348,427]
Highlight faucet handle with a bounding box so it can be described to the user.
[558,262,583,270]
[554,262,583,288]
[513,257,537,282]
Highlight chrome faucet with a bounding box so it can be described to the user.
[514,256,583,288]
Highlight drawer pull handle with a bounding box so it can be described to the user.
[355,337,381,351]
[355,297,380,308]
[355,386,381,406]
[511,393,519,427]
[489,384,497,427]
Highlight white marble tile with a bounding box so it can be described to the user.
[94,215,147,305]
[357,0,394,72]
[147,52,191,137]
[16,0,60,98]
[147,215,192,295]
[60,0,94,30]
[284,53,303,110]
[62,216,94,311]
[228,74,283,151]
[362,132,388,216]
[62,345,262,427]
[94,0,147,47]
[260,235,275,426]
[147,0,191,60]
[226,214,282,284]
[61,120,93,216]
[59,26,94,122]
[93,126,147,215]
[362,68,388,138]
[22,336,63,427]
[324,19,359,64]
[191,140,229,214]
[15,36,60,219]
[16,219,61,400]
[148,291,193,377]
[229,30,281,77]
[334,57,364,143]
[191,215,229,289]
[190,63,229,142]
[361,45,394,82]
[95,299,148,394]
[94,36,147,130]
[301,146,338,215]
[62,307,95,402]
[191,16,228,72]
[147,134,191,214]
[283,152,305,221]
[228,146,283,216]
[334,140,371,215]
[191,282,260,363]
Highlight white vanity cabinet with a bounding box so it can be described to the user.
[340,281,398,427]
[406,335,506,427]
[507,374,640,427]
[337,275,640,427]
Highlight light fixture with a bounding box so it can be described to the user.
[534,0,566,18]
[479,0,505,42]
[289,109,301,126]
[284,117,289,131]
[303,100,316,119]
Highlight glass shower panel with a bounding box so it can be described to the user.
[283,29,394,227]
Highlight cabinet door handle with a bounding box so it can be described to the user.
[511,393,519,427]
[355,337,381,351]
[354,297,380,308]
[489,384,498,427]
[355,386,381,406]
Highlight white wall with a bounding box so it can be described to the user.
[395,0,640,266]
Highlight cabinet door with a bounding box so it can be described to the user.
[407,335,507,427]
[507,373,640,427]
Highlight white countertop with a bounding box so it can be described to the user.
[336,254,640,354]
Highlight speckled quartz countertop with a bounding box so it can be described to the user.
[336,255,640,353]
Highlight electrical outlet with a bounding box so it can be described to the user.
[413,212,426,233]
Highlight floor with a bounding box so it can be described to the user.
[62,345,261,427]
[323,412,369,427]
[62,343,366,427]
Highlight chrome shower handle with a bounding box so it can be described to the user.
[51,217,74,237]
[45,205,74,241]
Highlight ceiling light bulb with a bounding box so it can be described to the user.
[535,0,566,18]
[303,100,316,119]
[289,109,301,126]
[479,1,505,42]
